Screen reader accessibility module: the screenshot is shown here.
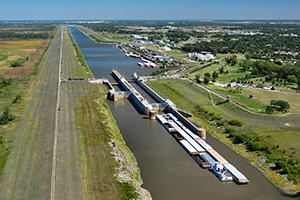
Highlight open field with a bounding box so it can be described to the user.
[0,39,46,77]
[146,78,300,193]
[0,27,61,200]
[55,81,89,200]
[77,26,112,43]
[0,40,44,50]
[206,84,300,115]
[0,39,50,79]
[187,60,251,83]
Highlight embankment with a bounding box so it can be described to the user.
[68,27,152,199]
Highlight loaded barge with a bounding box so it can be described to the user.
[156,113,249,184]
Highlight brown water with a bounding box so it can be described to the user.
[69,26,300,200]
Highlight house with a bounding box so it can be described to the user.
[152,39,164,44]
[161,46,172,51]
[206,54,215,59]
[188,52,214,61]
[131,35,143,40]
[135,40,145,44]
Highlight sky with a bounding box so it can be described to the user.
[1,0,300,21]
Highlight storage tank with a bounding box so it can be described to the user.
[149,110,156,119]
[199,128,206,140]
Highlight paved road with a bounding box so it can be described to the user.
[178,36,197,47]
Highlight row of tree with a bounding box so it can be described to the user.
[0,31,49,39]
[181,33,300,58]
[239,60,300,88]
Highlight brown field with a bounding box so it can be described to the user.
[0,39,44,49]
[1,39,50,79]
[6,56,21,61]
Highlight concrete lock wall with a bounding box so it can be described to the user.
[136,78,165,103]
[166,106,206,140]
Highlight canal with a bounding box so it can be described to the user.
[69,26,298,200]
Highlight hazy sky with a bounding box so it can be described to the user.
[1,0,300,20]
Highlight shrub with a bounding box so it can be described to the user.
[0,106,15,124]
[12,94,22,103]
[228,119,243,126]
[118,182,138,200]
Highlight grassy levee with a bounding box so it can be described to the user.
[64,27,151,199]
[62,28,93,80]
[146,79,300,194]
[68,28,93,79]
[76,26,114,43]
[53,26,89,200]
[55,81,89,199]
[0,27,62,199]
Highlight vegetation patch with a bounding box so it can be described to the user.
[68,29,94,78]
[76,85,150,200]
[146,78,300,194]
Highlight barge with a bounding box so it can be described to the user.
[223,164,249,184]
[192,153,211,168]
[179,140,210,168]
[207,149,229,164]
[156,114,249,183]
[156,115,176,132]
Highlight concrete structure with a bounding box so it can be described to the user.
[136,75,206,140]
[109,70,206,140]
[111,70,167,115]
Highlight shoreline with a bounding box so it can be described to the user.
[197,117,300,196]
[72,25,300,197]
[69,26,152,199]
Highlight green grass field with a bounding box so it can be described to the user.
[205,85,300,115]
[188,60,251,83]
[146,78,300,193]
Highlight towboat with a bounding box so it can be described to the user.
[210,162,233,181]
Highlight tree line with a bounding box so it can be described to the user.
[0,31,49,39]
[240,60,300,88]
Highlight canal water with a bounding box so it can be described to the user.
[69,26,299,200]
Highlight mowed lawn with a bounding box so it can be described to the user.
[206,84,300,115]
[146,79,231,119]
[188,60,251,83]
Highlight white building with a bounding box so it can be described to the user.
[188,52,215,61]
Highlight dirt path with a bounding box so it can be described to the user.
[0,27,61,200]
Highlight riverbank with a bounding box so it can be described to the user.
[68,26,152,199]
[146,78,300,195]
